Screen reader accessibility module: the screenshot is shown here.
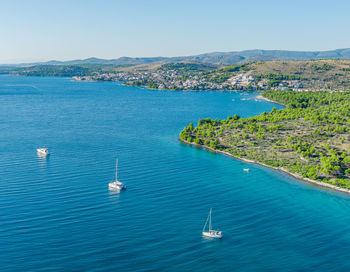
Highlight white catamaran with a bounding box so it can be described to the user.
[108,159,126,191]
[202,208,222,239]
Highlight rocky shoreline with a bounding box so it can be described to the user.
[180,139,350,195]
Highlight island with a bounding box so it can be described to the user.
[179,90,350,192]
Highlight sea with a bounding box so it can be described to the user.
[1,75,350,271]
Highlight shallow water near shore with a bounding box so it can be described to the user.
[2,75,350,271]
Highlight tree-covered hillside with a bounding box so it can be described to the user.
[180,90,350,189]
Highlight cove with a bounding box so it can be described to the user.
[1,75,350,271]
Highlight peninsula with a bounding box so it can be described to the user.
[179,90,350,192]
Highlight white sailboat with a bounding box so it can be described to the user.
[202,208,222,239]
[37,148,50,157]
[108,159,126,191]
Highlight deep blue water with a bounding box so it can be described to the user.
[1,75,350,271]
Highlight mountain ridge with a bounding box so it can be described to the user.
[3,48,350,66]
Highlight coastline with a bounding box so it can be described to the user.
[255,94,285,106]
[179,139,350,195]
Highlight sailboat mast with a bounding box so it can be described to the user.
[115,159,118,181]
[209,208,212,231]
[203,216,208,232]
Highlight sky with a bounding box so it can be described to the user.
[0,0,349,63]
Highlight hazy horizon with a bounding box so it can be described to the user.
[1,0,350,64]
[1,47,350,65]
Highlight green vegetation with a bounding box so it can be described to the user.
[134,59,350,91]
[16,65,94,77]
[255,73,303,87]
[180,90,350,189]
[130,79,160,89]
[221,64,250,72]
[147,80,159,89]
[256,73,302,81]
[201,63,249,83]
[12,63,133,77]
[311,63,333,71]
[246,59,350,90]
[158,62,217,73]
[0,66,21,74]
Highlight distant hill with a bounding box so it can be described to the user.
[5,48,350,67]
[175,49,350,64]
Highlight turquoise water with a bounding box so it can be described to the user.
[1,75,350,271]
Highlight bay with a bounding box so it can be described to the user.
[1,75,350,271]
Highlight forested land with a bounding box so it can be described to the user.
[180,90,350,189]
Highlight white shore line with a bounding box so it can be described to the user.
[180,139,350,195]
[255,94,285,106]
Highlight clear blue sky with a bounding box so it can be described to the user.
[1,0,349,63]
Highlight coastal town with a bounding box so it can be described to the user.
[13,59,349,93]
[72,63,306,91]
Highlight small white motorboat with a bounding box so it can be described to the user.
[202,208,222,239]
[109,159,126,191]
[243,168,250,172]
[37,148,50,156]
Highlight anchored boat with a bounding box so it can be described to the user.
[37,148,50,157]
[202,208,222,239]
[108,159,126,191]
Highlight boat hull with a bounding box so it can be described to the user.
[37,148,50,156]
[202,231,222,239]
[108,181,126,191]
